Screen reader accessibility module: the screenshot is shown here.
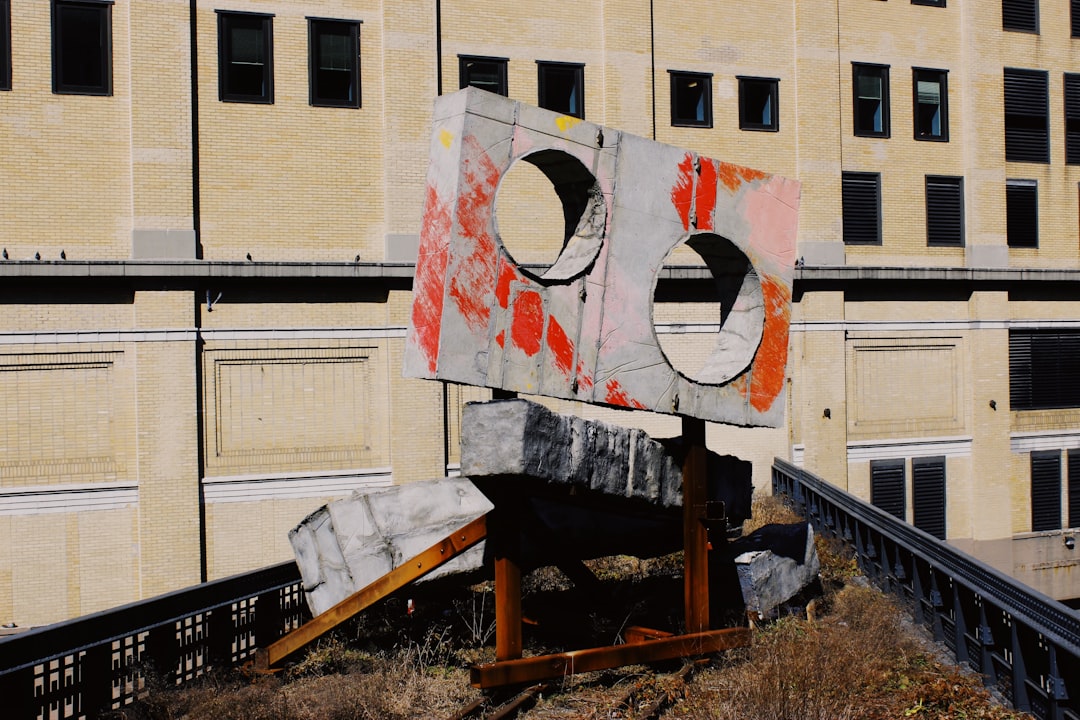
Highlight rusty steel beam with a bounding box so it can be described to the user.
[470,627,751,688]
[624,626,674,644]
[263,514,488,668]
[682,416,710,634]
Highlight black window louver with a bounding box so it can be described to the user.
[1031,451,1061,532]
[1073,0,1080,37]
[1003,0,1038,32]
[842,172,881,245]
[871,459,906,520]
[1065,74,1080,165]
[1067,450,1080,528]
[1004,68,1049,163]
[912,457,946,539]
[1005,181,1038,248]
[1009,330,1080,410]
[926,176,963,247]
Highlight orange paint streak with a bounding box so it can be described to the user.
[604,378,647,410]
[511,290,544,356]
[745,274,791,412]
[670,153,695,231]
[547,316,574,376]
[447,135,501,331]
[495,330,505,348]
[495,257,518,309]
[717,162,769,193]
[695,159,718,232]
[411,183,451,373]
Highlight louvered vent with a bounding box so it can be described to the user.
[926,176,963,247]
[842,172,880,245]
[1065,74,1080,164]
[1004,68,1049,163]
[871,460,906,520]
[1005,181,1038,248]
[1003,0,1038,32]
[1031,452,1061,532]
[912,457,946,539]
[1009,330,1080,410]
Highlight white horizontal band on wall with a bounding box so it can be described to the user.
[0,327,409,345]
[1010,430,1080,454]
[846,436,973,462]
[0,482,138,515]
[201,467,393,503]
[792,319,1080,333]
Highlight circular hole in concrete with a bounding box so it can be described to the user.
[652,233,764,385]
[494,149,606,283]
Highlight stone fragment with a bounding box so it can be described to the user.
[732,522,821,618]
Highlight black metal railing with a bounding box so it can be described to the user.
[773,457,1080,720]
[0,561,307,720]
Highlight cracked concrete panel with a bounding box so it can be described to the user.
[405,87,799,428]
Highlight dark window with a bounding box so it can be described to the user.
[738,76,778,131]
[842,172,881,245]
[1006,179,1038,248]
[926,176,964,247]
[1003,0,1039,32]
[1009,329,1080,410]
[1004,68,1049,163]
[669,71,712,127]
[853,63,889,137]
[308,19,360,108]
[914,68,948,141]
[912,457,947,539]
[537,62,584,119]
[1066,74,1080,164]
[1073,0,1080,37]
[0,0,9,91]
[51,0,112,95]
[218,12,273,103]
[459,55,507,96]
[871,460,906,520]
[1031,451,1061,532]
[913,0,945,6]
[1068,450,1080,528]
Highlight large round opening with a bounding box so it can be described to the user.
[493,149,606,282]
[652,234,764,385]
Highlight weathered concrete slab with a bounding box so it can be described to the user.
[404,87,799,427]
[289,477,493,616]
[461,398,684,507]
[732,522,820,618]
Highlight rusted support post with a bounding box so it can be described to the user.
[491,389,524,662]
[682,416,709,634]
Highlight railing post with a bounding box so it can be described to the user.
[912,560,926,625]
[80,641,114,717]
[978,603,996,686]
[929,573,945,642]
[255,588,286,649]
[954,582,970,666]
[145,621,179,687]
[208,604,237,669]
[1010,619,1031,712]
[1047,645,1067,720]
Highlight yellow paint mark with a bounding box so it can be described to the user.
[555,116,582,133]
[439,129,454,149]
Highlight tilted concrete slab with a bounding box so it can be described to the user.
[732,522,821,618]
[404,87,800,427]
[289,477,493,616]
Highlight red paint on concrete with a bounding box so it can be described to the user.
[744,274,791,412]
[695,159,718,232]
[605,378,647,410]
[411,182,451,372]
[671,153,695,231]
[511,290,545,356]
[495,330,505,348]
[547,315,574,376]
[495,256,518,309]
[447,135,501,331]
[718,162,769,193]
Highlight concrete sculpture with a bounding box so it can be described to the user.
[404,87,800,427]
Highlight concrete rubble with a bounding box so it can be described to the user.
[732,522,821,619]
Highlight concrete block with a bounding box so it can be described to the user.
[732,522,820,617]
[130,229,196,259]
[461,398,684,508]
[289,476,493,616]
[405,87,799,427]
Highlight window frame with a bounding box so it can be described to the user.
[1004,67,1049,163]
[913,68,948,141]
[842,171,882,246]
[668,70,713,128]
[51,0,113,96]
[536,61,584,119]
[1003,0,1039,33]
[217,11,274,104]
[852,63,890,138]
[1031,451,1062,533]
[459,55,508,96]
[1006,179,1038,248]
[307,18,361,109]
[0,0,9,91]
[925,175,964,247]
[738,76,779,132]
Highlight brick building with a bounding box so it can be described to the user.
[1,0,1079,627]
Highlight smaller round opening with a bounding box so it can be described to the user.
[652,233,764,385]
[493,149,606,283]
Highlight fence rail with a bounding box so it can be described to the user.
[0,561,307,720]
[773,457,1080,720]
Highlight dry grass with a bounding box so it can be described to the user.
[119,495,1031,720]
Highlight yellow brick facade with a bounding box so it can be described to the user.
[2,0,1080,628]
